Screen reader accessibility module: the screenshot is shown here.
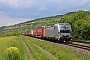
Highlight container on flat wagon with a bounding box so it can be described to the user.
[31,29,33,34]
[24,31,29,36]
[28,30,31,36]
[30,29,33,36]
[35,26,45,38]
[33,29,36,37]
[46,25,55,38]
[42,26,46,38]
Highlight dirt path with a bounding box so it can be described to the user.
[33,43,58,60]
[22,40,35,60]
[26,39,58,60]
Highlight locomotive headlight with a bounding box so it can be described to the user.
[58,32,60,36]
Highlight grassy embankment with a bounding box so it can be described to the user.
[24,36,90,60]
[0,36,29,60]
[23,36,53,60]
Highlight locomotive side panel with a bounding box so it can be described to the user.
[54,25,59,40]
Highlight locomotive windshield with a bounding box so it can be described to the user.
[60,24,71,33]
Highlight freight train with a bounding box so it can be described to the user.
[24,23,72,42]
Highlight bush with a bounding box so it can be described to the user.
[3,47,19,60]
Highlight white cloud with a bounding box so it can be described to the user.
[0,0,90,27]
[0,0,18,7]
[0,18,32,27]
[0,0,89,8]
[0,0,45,8]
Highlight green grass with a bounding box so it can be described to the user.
[24,36,90,60]
[0,36,30,60]
[23,36,52,60]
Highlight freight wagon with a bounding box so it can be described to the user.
[33,26,45,38]
[33,29,36,37]
[29,29,33,36]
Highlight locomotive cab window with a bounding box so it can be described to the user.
[59,24,71,33]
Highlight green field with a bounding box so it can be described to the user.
[0,36,29,60]
[24,36,90,60]
[23,36,52,60]
[0,36,90,60]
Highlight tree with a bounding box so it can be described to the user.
[61,10,90,40]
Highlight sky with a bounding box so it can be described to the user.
[0,0,90,27]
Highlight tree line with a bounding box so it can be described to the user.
[61,10,90,40]
[0,30,20,37]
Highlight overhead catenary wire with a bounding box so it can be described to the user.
[58,0,82,22]
[60,0,82,14]
[63,0,82,11]
[56,0,90,22]
[60,0,90,14]
[70,1,90,11]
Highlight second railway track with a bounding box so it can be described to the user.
[65,42,90,51]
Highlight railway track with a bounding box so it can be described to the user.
[71,40,90,50]
[65,42,90,51]
[72,40,90,44]
[35,37,90,51]
[33,37,90,55]
[33,37,90,50]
